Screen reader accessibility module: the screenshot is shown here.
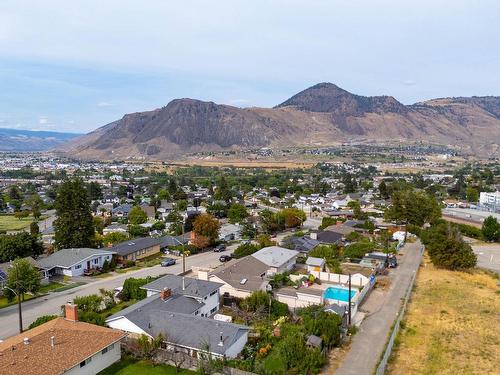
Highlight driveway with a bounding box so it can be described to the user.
[335,240,424,375]
[0,249,225,340]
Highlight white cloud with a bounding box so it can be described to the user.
[97,101,113,107]
[38,116,49,124]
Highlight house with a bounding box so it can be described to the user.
[0,304,125,375]
[103,224,129,235]
[107,309,248,359]
[282,236,320,254]
[250,246,299,275]
[306,257,326,273]
[37,248,116,277]
[207,256,270,298]
[218,223,242,241]
[140,203,156,220]
[112,203,133,218]
[141,274,223,317]
[110,237,161,263]
[159,233,191,250]
[311,230,344,245]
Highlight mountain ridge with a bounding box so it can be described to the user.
[61,83,500,159]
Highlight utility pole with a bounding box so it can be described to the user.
[348,273,352,326]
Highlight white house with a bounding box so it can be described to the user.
[251,246,299,275]
[37,248,116,277]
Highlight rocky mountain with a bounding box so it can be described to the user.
[0,128,81,152]
[61,83,500,159]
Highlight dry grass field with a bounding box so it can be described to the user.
[388,255,500,375]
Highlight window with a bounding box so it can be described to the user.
[210,290,217,296]
[80,358,92,367]
[94,258,99,264]
[101,347,108,354]
[74,264,82,270]
[210,306,218,314]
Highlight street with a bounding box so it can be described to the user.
[335,240,424,375]
[471,244,500,273]
[0,249,226,340]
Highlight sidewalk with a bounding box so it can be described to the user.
[335,240,424,375]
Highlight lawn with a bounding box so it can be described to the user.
[0,293,36,308]
[388,254,500,375]
[98,356,197,375]
[0,214,34,231]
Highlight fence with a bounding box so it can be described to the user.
[374,244,425,375]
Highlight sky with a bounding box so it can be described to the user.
[0,0,499,133]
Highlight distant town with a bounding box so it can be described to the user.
[0,150,498,375]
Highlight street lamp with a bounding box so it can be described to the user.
[3,285,22,333]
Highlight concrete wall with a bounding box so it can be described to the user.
[64,341,121,375]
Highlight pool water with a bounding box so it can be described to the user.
[323,286,356,302]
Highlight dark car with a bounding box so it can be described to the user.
[219,255,232,262]
[214,244,226,252]
[161,258,176,267]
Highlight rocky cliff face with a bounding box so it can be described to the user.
[62,83,500,159]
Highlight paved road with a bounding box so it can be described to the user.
[471,244,500,273]
[335,240,424,375]
[0,250,226,340]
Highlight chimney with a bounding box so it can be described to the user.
[160,288,171,301]
[198,269,209,281]
[218,332,224,347]
[65,302,78,322]
[50,336,55,348]
[310,231,317,240]
[182,277,186,291]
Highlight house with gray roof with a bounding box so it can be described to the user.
[110,237,161,262]
[142,274,223,317]
[251,246,299,275]
[106,308,248,359]
[206,256,270,299]
[37,248,116,277]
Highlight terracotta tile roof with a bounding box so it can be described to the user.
[0,317,126,375]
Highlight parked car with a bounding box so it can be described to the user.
[219,255,232,262]
[214,244,226,252]
[161,258,176,267]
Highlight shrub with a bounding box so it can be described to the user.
[343,241,375,259]
[28,315,58,329]
[121,277,152,301]
[233,243,259,259]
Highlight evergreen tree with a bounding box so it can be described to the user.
[53,178,95,249]
[481,216,500,242]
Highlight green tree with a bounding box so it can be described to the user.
[87,181,103,201]
[233,243,259,259]
[214,176,232,202]
[102,232,129,246]
[466,187,479,203]
[53,178,95,249]
[0,232,43,263]
[73,294,103,313]
[5,258,41,302]
[227,203,248,223]
[29,221,40,236]
[121,277,152,301]
[128,206,148,224]
[422,222,477,270]
[385,189,441,239]
[481,216,500,242]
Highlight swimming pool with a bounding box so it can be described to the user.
[323,286,356,302]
